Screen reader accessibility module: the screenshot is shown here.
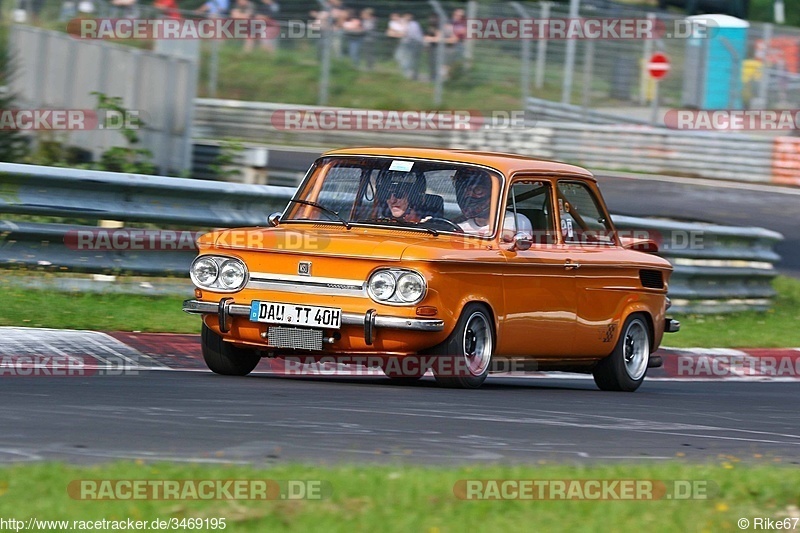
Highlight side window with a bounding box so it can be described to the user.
[556,181,614,244]
[505,181,554,244]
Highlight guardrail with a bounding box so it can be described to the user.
[193,98,800,187]
[0,163,783,313]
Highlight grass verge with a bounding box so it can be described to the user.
[0,273,798,348]
[667,277,800,349]
[0,461,798,532]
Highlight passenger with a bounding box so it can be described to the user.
[454,170,531,239]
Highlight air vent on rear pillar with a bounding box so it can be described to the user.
[639,270,664,289]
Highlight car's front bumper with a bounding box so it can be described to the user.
[182,299,445,344]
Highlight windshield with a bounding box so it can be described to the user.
[283,156,503,237]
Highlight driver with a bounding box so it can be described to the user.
[377,172,426,223]
[454,169,531,239]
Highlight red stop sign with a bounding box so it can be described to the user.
[647,53,670,80]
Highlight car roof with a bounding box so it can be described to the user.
[321,147,595,181]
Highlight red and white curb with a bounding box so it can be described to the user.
[1,327,798,381]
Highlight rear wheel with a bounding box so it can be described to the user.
[429,303,494,389]
[201,323,262,376]
[593,314,650,392]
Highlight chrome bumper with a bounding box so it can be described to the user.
[182,299,445,336]
[665,317,681,333]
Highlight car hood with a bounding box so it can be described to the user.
[199,225,435,261]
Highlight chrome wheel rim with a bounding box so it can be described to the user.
[623,320,649,381]
[462,312,492,377]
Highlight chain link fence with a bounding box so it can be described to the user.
[8,0,800,121]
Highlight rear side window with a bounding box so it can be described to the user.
[556,181,614,245]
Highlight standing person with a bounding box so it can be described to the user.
[450,8,467,68]
[197,0,229,18]
[424,15,456,82]
[360,8,377,71]
[400,12,424,81]
[342,9,365,67]
[254,0,279,53]
[386,12,407,72]
[231,0,255,52]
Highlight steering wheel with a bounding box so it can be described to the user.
[420,217,463,233]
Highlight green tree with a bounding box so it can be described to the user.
[0,26,31,163]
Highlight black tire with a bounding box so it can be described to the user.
[201,323,261,376]
[593,314,651,392]
[428,303,494,389]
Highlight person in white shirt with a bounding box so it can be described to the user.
[455,170,531,240]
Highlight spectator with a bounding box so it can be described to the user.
[360,8,377,70]
[231,0,255,52]
[450,8,467,64]
[197,0,229,18]
[342,9,365,67]
[386,12,407,70]
[154,0,181,19]
[424,15,456,82]
[399,13,424,80]
[254,0,279,53]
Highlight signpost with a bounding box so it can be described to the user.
[647,52,671,126]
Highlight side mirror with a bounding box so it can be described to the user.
[510,231,532,252]
[267,212,281,227]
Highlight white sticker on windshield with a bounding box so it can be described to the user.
[566,219,574,238]
[389,160,414,172]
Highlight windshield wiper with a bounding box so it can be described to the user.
[287,199,351,230]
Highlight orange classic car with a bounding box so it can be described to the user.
[183,148,679,391]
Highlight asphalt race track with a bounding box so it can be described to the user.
[597,173,800,277]
[2,370,799,465]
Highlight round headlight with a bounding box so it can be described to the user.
[192,257,218,286]
[396,272,424,302]
[219,260,246,289]
[368,271,396,301]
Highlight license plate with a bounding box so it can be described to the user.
[249,301,342,329]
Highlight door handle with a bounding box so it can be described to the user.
[564,260,581,270]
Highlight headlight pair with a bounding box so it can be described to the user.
[367,269,426,305]
[190,256,248,292]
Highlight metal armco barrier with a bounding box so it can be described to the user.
[193,98,800,187]
[0,163,292,226]
[0,164,784,314]
[612,216,783,314]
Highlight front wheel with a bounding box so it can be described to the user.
[593,314,650,392]
[201,323,262,376]
[429,303,494,389]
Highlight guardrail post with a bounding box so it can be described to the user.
[317,0,332,106]
[510,2,532,108]
[535,2,551,90]
[561,0,580,104]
